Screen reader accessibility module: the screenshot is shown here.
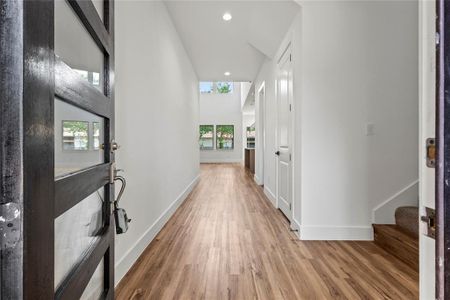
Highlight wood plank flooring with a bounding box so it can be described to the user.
[115,164,419,300]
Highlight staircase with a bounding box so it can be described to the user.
[373,206,419,271]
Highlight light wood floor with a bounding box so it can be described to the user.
[115,164,419,300]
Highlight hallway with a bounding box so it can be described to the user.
[116,164,418,299]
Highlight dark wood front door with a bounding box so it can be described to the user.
[0,0,116,298]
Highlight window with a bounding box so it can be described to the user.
[63,121,89,150]
[199,82,233,94]
[93,122,101,150]
[216,82,233,94]
[216,125,234,150]
[74,69,101,88]
[246,126,255,148]
[199,82,214,94]
[199,125,214,150]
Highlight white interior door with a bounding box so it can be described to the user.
[419,1,436,298]
[277,47,293,220]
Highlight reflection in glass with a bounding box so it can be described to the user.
[80,258,104,300]
[55,99,104,177]
[55,0,104,92]
[63,121,89,151]
[55,188,105,289]
[92,0,104,22]
[93,122,101,150]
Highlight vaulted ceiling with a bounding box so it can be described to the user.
[164,1,300,81]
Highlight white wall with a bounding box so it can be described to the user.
[255,1,419,240]
[115,1,200,285]
[199,84,244,163]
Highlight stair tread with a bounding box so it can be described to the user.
[373,224,418,271]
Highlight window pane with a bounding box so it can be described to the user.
[216,125,234,150]
[63,121,89,151]
[93,122,101,150]
[199,125,214,150]
[92,0,104,22]
[199,82,213,94]
[246,126,255,148]
[55,187,105,289]
[55,99,105,178]
[216,82,233,94]
[55,0,104,93]
[80,258,104,300]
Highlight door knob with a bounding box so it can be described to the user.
[275,151,280,156]
[111,141,120,151]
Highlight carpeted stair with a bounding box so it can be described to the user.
[373,206,419,271]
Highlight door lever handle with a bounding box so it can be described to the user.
[275,151,280,156]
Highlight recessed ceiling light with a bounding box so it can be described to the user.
[224,71,231,76]
[222,13,232,21]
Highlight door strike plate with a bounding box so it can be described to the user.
[426,138,436,168]
[421,207,436,239]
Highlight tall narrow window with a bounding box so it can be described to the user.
[199,125,214,150]
[62,121,89,150]
[246,126,255,148]
[216,125,234,150]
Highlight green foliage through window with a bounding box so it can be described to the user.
[216,82,232,94]
[63,121,89,150]
[199,125,214,150]
[216,125,234,150]
[199,82,233,94]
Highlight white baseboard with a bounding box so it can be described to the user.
[372,180,419,224]
[114,175,200,286]
[299,225,373,240]
[200,158,242,163]
[291,217,301,239]
[254,174,262,185]
[263,186,277,208]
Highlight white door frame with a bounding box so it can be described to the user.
[256,82,266,186]
[419,0,436,298]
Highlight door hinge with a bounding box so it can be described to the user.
[289,154,292,161]
[289,54,292,62]
[289,203,292,210]
[426,138,436,168]
[289,104,292,112]
[421,207,436,239]
[436,32,441,46]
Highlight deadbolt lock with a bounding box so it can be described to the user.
[426,138,436,168]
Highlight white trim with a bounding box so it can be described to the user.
[200,158,242,163]
[291,217,301,239]
[299,225,373,241]
[254,174,263,185]
[114,175,200,286]
[264,186,277,208]
[371,180,419,224]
